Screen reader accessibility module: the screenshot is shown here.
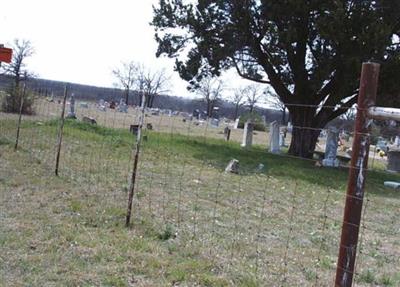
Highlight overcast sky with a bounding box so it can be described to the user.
[1,0,255,100]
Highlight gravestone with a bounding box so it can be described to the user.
[322,128,340,167]
[269,121,280,154]
[146,123,153,130]
[210,118,219,128]
[261,115,267,125]
[98,99,106,111]
[82,116,96,125]
[234,118,240,129]
[66,94,77,119]
[109,101,116,109]
[387,150,400,173]
[225,159,239,174]
[224,126,231,141]
[80,102,89,109]
[241,120,253,148]
[279,132,285,147]
[395,136,400,148]
[118,98,128,113]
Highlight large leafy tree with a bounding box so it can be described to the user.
[152,0,400,158]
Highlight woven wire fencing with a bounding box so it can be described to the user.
[0,84,399,286]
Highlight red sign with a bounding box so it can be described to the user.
[0,47,13,63]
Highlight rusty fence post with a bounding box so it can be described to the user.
[335,62,380,287]
[14,83,26,151]
[126,91,146,227]
[55,85,68,176]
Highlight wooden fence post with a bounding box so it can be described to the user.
[335,62,380,287]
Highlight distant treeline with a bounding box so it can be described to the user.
[0,75,286,122]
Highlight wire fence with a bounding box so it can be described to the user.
[0,83,399,286]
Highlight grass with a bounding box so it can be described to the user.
[1,114,399,286]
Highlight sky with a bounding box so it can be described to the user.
[1,0,254,100]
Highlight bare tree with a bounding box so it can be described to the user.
[1,39,34,113]
[265,90,287,124]
[112,61,137,105]
[230,87,246,119]
[195,77,223,118]
[135,65,170,108]
[245,85,263,114]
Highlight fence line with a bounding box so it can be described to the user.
[0,80,399,286]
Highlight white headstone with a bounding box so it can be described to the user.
[234,118,240,129]
[395,136,400,148]
[241,120,253,148]
[269,121,280,154]
[322,128,340,167]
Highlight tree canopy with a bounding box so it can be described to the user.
[153,0,400,158]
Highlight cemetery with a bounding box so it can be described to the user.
[1,90,399,286]
[1,1,400,286]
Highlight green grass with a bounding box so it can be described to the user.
[1,118,399,286]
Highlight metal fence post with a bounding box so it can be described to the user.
[335,62,380,287]
[55,85,68,176]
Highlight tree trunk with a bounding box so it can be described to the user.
[287,106,321,158]
[207,99,213,118]
[234,104,239,119]
[125,89,129,105]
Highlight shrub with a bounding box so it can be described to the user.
[237,111,266,131]
[0,88,35,115]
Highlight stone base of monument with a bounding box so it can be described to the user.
[387,150,400,173]
[66,113,77,119]
[384,181,400,189]
[322,158,340,167]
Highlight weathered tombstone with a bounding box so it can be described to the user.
[224,126,231,141]
[210,118,219,128]
[193,109,200,119]
[225,159,239,174]
[146,123,153,130]
[80,102,89,109]
[322,128,340,167]
[241,120,253,148]
[98,99,106,111]
[387,150,400,173]
[269,121,280,154]
[279,131,285,147]
[82,116,97,125]
[109,101,116,109]
[261,115,267,125]
[66,93,77,119]
[287,122,293,133]
[118,98,128,113]
[234,118,240,129]
[384,181,400,189]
